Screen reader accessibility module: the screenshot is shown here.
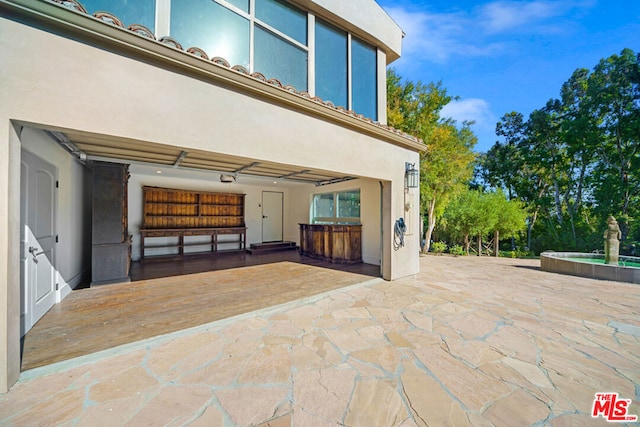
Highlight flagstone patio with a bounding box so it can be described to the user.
[2,255,639,426]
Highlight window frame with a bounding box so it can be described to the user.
[312,189,361,224]
[214,0,310,90]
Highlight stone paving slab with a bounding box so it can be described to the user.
[2,255,639,426]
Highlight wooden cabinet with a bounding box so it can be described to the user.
[299,224,362,264]
[91,161,131,286]
[140,186,246,259]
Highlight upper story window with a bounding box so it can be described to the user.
[83,0,380,120]
[170,0,307,90]
[226,0,249,13]
[256,0,307,45]
[254,0,308,90]
[254,27,308,90]
[352,38,378,121]
[315,20,378,120]
[82,0,156,32]
[171,0,250,68]
[315,20,348,109]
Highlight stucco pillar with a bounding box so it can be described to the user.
[0,121,21,393]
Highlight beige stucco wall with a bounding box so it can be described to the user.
[0,122,21,393]
[0,15,420,236]
[0,14,420,391]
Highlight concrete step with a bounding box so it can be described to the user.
[248,241,298,254]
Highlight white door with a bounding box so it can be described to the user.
[262,191,283,242]
[21,149,57,336]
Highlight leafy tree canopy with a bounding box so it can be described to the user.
[387,68,477,253]
[477,48,640,255]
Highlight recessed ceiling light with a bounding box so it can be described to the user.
[156,170,162,174]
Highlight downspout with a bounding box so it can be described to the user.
[379,181,384,277]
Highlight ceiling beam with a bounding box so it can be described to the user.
[233,162,261,173]
[279,169,311,179]
[173,151,189,167]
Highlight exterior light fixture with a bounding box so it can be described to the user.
[405,162,419,189]
[220,174,236,183]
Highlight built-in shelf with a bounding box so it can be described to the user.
[140,186,246,260]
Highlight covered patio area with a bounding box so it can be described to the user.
[21,252,380,371]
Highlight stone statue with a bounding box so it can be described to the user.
[603,216,621,265]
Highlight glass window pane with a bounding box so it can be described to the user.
[256,0,307,45]
[255,26,308,91]
[82,0,155,31]
[171,0,250,68]
[314,194,334,218]
[338,191,360,219]
[315,20,347,108]
[224,0,249,13]
[352,38,378,121]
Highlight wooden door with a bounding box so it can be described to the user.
[21,149,57,336]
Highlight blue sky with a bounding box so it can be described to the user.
[376,0,640,152]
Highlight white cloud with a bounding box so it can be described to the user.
[441,98,500,150]
[479,1,561,32]
[478,0,594,33]
[384,6,506,63]
[441,98,490,122]
[442,98,495,129]
[381,0,596,64]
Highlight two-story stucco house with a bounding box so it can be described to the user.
[0,0,424,391]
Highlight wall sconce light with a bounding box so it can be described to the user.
[405,162,419,189]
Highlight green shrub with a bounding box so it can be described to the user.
[515,248,535,258]
[431,241,447,254]
[449,244,465,256]
[499,248,534,258]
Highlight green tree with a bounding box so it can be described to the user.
[421,121,476,253]
[479,49,639,254]
[487,191,528,256]
[387,68,446,138]
[483,112,549,249]
[585,48,640,241]
[556,68,599,246]
[387,69,477,253]
[443,189,496,255]
[482,112,526,200]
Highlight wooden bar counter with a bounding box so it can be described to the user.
[299,224,362,264]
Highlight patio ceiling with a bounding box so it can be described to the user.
[48,129,354,185]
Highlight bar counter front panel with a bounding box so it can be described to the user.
[299,224,362,264]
